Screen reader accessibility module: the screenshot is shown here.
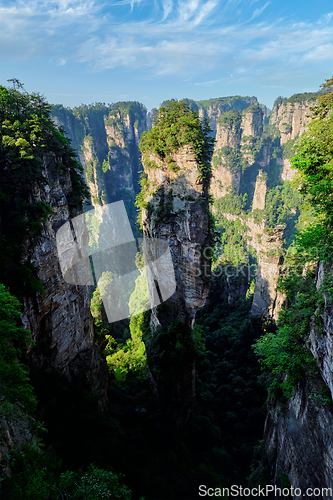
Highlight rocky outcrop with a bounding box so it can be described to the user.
[241,107,263,138]
[20,155,108,406]
[252,171,267,211]
[209,94,320,204]
[270,99,314,145]
[141,145,211,432]
[251,226,285,320]
[278,158,297,181]
[197,96,258,136]
[142,146,211,328]
[307,262,333,400]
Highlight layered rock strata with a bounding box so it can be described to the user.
[252,171,267,211]
[270,99,313,145]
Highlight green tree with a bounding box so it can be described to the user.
[291,77,333,260]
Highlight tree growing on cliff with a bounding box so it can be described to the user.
[136,99,215,232]
[139,99,215,179]
[291,76,333,261]
[0,82,88,297]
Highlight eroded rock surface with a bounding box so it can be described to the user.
[270,100,313,145]
[251,226,285,320]
[21,155,108,405]
[265,381,333,498]
[265,263,333,497]
[141,145,211,432]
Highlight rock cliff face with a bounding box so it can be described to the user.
[270,99,313,145]
[264,262,333,496]
[248,172,285,319]
[21,155,108,405]
[307,263,333,396]
[141,145,211,432]
[209,95,317,205]
[52,102,148,226]
[197,96,258,136]
[250,226,285,320]
[210,105,263,198]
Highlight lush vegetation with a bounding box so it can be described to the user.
[3,445,134,500]
[212,145,244,173]
[52,100,146,230]
[291,77,333,261]
[254,78,333,400]
[136,99,215,233]
[3,79,333,499]
[253,262,319,398]
[0,284,36,416]
[217,109,242,130]
[196,95,257,112]
[0,82,88,297]
[273,90,323,108]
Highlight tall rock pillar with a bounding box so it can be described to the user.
[139,101,214,433]
[251,225,285,320]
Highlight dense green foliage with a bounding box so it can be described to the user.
[215,186,247,215]
[105,312,147,383]
[139,99,214,179]
[5,80,333,499]
[0,83,88,296]
[0,284,36,415]
[195,273,267,485]
[285,90,324,104]
[3,445,133,500]
[217,109,242,130]
[291,77,333,261]
[28,269,266,500]
[273,90,323,109]
[212,145,243,173]
[253,262,319,398]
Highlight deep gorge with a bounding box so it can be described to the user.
[1,81,333,499]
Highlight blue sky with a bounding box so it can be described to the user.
[0,0,332,110]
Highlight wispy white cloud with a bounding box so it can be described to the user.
[162,0,173,20]
[0,0,332,87]
[302,43,333,61]
[250,1,269,21]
